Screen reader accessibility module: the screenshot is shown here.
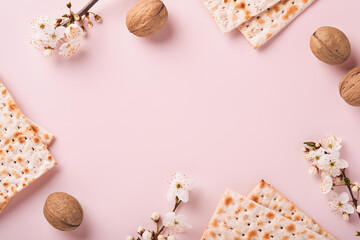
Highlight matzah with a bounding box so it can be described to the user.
[202,0,281,33]
[28,119,54,146]
[0,82,56,213]
[238,0,316,48]
[248,180,336,239]
[201,189,327,240]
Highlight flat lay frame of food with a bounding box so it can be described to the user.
[1,0,360,239]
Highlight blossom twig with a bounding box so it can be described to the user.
[127,173,194,240]
[303,135,360,236]
[61,0,100,27]
[342,169,360,219]
[30,1,102,58]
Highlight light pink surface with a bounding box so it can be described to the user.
[0,0,360,239]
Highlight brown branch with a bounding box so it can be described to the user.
[341,169,360,219]
[61,0,99,27]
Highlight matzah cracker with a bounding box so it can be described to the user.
[238,0,316,48]
[248,180,336,239]
[28,119,54,146]
[202,0,281,33]
[202,189,327,240]
[0,82,56,213]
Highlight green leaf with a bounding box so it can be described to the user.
[344,177,350,185]
[137,238,141,240]
[62,14,68,17]
[303,142,316,147]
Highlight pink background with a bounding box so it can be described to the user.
[0,0,360,239]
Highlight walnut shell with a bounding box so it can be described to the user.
[43,192,83,231]
[310,26,351,65]
[126,0,168,37]
[339,66,360,106]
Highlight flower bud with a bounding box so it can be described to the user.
[137,226,145,235]
[151,211,160,222]
[357,205,360,213]
[158,235,165,240]
[66,1,72,8]
[54,18,62,26]
[342,213,349,221]
[126,237,134,240]
[302,147,308,152]
[352,185,359,192]
[167,236,176,240]
[353,181,360,187]
[315,142,321,148]
[95,15,102,23]
[356,231,360,236]
[74,14,80,21]
[43,49,53,57]
[308,166,317,175]
[87,21,93,29]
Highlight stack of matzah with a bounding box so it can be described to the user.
[201,180,336,239]
[202,0,317,48]
[0,81,56,213]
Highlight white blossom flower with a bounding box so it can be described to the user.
[343,213,350,221]
[65,24,83,39]
[321,135,342,153]
[167,173,194,203]
[352,185,359,192]
[335,177,342,183]
[357,205,360,213]
[157,235,165,240]
[320,172,333,194]
[167,236,176,240]
[308,166,318,175]
[137,226,145,234]
[329,192,354,215]
[163,212,191,234]
[31,16,52,35]
[59,40,81,58]
[354,181,360,187]
[318,154,348,177]
[151,211,160,221]
[142,231,152,240]
[43,49,53,57]
[305,147,325,163]
[42,26,66,48]
[126,237,134,240]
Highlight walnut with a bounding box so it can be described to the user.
[339,66,360,106]
[43,192,83,231]
[126,0,168,37]
[310,26,351,65]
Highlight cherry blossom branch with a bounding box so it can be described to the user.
[303,136,360,237]
[153,197,182,239]
[61,0,99,27]
[127,173,193,240]
[342,170,360,219]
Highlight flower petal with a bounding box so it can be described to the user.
[339,192,349,204]
[342,203,355,214]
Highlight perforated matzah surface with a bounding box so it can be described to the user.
[248,180,336,239]
[0,82,56,213]
[202,0,281,33]
[28,119,54,146]
[201,189,327,240]
[238,0,316,48]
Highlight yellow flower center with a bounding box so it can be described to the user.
[176,183,182,189]
[39,23,45,29]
